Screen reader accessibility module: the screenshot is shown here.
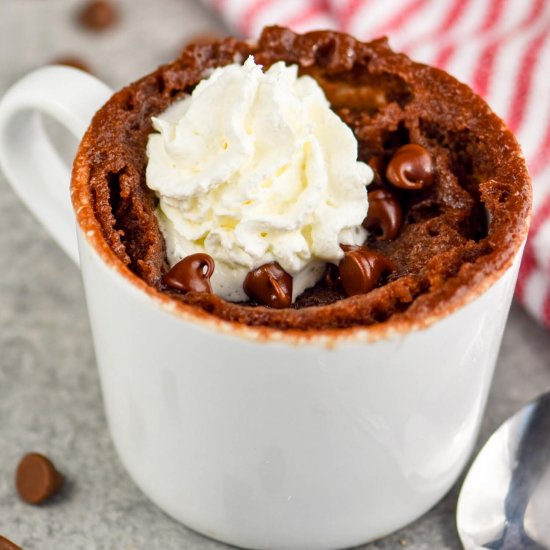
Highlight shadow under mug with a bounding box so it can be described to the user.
[0,66,529,550]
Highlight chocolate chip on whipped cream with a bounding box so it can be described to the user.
[162,253,215,294]
[145,56,373,306]
[243,262,293,308]
[339,245,394,296]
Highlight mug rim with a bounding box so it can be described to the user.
[71,138,531,346]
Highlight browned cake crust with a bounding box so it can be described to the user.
[71,26,531,331]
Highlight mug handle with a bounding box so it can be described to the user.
[0,66,113,264]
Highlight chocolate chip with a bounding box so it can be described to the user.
[51,56,92,74]
[243,262,292,308]
[363,189,403,240]
[15,453,64,505]
[0,536,23,550]
[339,245,394,296]
[162,253,215,294]
[386,144,434,190]
[77,0,119,32]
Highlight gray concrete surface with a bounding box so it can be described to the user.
[1,1,549,548]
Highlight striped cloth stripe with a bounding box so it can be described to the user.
[202,0,550,330]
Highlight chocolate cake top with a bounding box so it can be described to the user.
[71,26,531,332]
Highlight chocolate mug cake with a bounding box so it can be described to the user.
[71,26,530,332]
[0,24,533,548]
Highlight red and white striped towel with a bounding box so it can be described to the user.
[203,0,550,330]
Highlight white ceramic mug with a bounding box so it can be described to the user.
[0,66,529,550]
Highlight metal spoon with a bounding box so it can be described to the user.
[457,392,550,549]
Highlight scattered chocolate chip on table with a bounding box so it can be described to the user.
[76,0,119,32]
[0,535,23,550]
[15,453,64,505]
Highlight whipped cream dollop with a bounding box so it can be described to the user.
[146,56,372,302]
